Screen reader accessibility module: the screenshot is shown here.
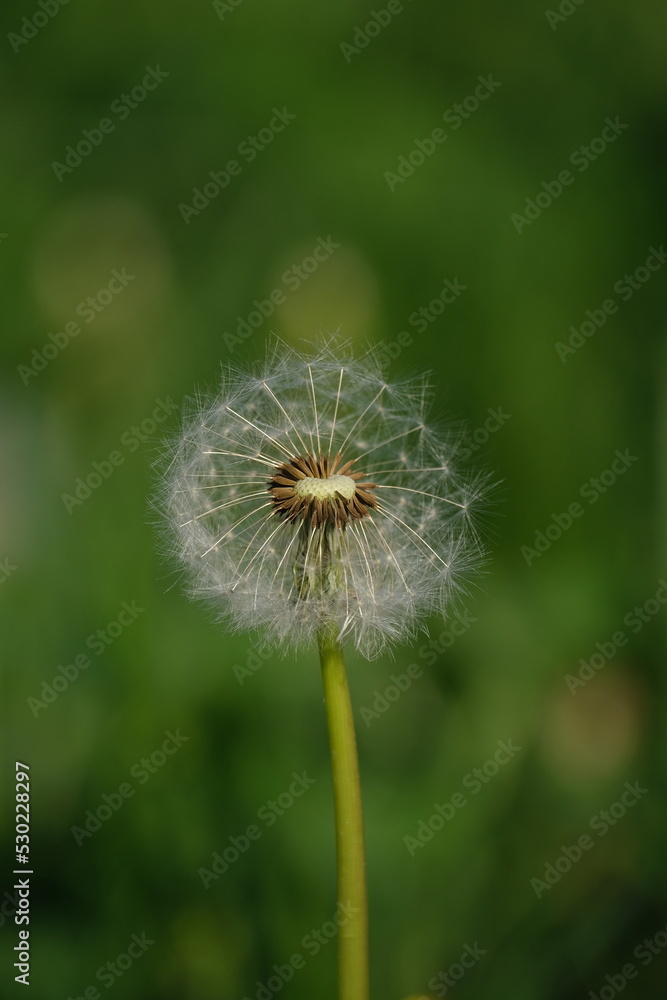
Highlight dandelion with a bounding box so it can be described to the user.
[159,338,489,1000]
[164,338,485,658]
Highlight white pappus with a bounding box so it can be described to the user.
[160,338,489,658]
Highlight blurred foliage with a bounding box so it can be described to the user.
[1,1,666,998]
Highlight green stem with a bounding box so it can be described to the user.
[318,630,369,1000]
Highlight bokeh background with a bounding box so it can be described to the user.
[2,1,666,997]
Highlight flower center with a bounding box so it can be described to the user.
[294,474,356,501]
[268,452,377,528]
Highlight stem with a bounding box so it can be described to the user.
[318,630,369,1000]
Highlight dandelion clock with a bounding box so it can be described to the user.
[159,338,489,1000]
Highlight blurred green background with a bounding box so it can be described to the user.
[2,1,666,997]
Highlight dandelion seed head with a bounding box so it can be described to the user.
[159,338,489,658]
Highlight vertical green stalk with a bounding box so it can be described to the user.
[318,629,369,1000]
